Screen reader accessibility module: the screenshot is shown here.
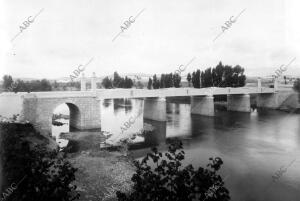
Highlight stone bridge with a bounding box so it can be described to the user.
[16,77,290,135]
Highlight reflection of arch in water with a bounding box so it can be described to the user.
[103,99,112,108]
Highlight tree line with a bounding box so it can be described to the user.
[147,62,246,89]
[147,73,181,89]
[101,72,134,89]
[2,62,247,92]
[187,62,246,88]
[2,75,52,92]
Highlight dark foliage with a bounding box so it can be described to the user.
[191,62,246,88]
[102,76,113,89]
[150,73,181,89]
[147,78,153,89]
[152,74,160,89]
[0,122,79,201]
[101,72,134,88]
[187,73,192,87]
[117,140,230,201]
[2,75,52,92]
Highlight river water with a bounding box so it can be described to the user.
[91,98,300,201]
[42,97,297,201]
[1,94,299,200]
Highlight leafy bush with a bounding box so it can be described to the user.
[0,122,79,201]
[116,140,230,201]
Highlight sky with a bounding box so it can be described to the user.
[0,0,299,79]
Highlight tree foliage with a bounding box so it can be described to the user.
[102,77,113,89]
[187,73,192,87]
[152,74,160,89]
[101,72,134,89]
[149,73,182,89]
[192,70,201,88]
[116,140,230,201]
[147,78,153,89]
[2,75,13,91]
[0,122,79,201]
[191,62,246,88]
[1,75,52,92]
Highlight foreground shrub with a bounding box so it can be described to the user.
[0,122,79,201]
[116,140,230,201]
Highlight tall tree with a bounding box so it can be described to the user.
[160,74,165,88]
[189,62,246,88]
[232,65,246,87]
[102,77,113,88]
[187,73,191,87]
[123,76,133,88]
[213,62,224,86]
[200,71,205,87]
[152,74,160,89]
[147,78,153,89]
[192,70,201,88]
[202,68,213,87]
[113,72,123,88]
[173,73,181,88]
[191,72,196,87]
[2,75,13,91]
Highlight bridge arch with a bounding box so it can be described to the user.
[51,101,81,133]
[21,94,101,135]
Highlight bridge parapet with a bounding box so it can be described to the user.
[94,87,274,99]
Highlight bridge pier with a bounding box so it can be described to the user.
[190,95,215,116]
[143,97,166,121]
[76,97,101,130]
[257,93,279,109]
[227,94,251,112]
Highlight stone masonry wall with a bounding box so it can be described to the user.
[21,95,101,135]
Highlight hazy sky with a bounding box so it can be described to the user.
[0,0,299,79]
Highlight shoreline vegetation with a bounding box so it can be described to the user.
[0,120,145,201]
[0,121,79,201]
[1,121,230,201]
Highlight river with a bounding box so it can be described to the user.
[53,98,300,201]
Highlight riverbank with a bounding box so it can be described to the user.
[61,131,135,201]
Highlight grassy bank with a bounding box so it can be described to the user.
[61,131,135,201]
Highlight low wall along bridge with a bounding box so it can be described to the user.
[15,75,292,135]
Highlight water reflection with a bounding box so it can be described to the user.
[113,99,133,114]
[102,99,112,108]
[51,97,300,201]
